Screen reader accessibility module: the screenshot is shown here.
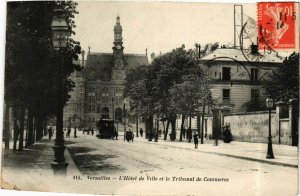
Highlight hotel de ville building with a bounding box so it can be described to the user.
[63,16,149,129]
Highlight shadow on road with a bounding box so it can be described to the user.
[68,146,126,175]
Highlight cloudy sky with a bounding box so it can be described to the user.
[73,1,257,59]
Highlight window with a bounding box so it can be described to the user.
[223,89,230,100]
[251,68,258,81]
[102,96,109,103]
[97,106,101,113]
[251,89,259,100]
[222,67,231,81]
[103,86,109,93]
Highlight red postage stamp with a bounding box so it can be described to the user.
[257,2,296,50]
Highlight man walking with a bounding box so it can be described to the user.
[193,131,199,149]
[139,128,144,137]
[48,127,53,140]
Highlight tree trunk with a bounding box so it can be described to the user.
[18,106,25,151]
[13,106,18,151]
[136,114,139,138]
[180,114,185,141]
[33,117,36,143]
[189,112,192,130]
[4,103,10,149]
[145,116,153,139]
[164,120,170,140]
[201,103,206,144]
[197,112,201,137]
[170,117,176,141]
[36,116,43,141]
[28,114,34,145]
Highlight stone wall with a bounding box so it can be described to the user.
[223,111,291,144]
[223,111,277,143]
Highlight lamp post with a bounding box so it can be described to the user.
[112,97,115,123]
[51,8,70,168]
[266,98,275,159]
[123,103,126,141]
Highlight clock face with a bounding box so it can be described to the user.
[117,45,121,49]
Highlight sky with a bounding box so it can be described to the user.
[72,1,257,60]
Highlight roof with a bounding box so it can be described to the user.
[201,48,284,64]
[85,52,148,80]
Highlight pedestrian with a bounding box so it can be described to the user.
[48,127,53,140]
[67,127,71,138]
[187,128,192,143]
[91,128,94,136]
[182,127,186,139]
[223,125,233,143]
[113,126,118,140]
[193,131,199,149]
[74,126,77,138]
[139,128,144,137]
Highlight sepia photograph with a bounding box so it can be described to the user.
[0,1,299,195]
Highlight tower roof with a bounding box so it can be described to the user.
[85,53,149,81]
[114,15,122,32]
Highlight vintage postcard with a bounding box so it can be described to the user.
[1,1,299,196]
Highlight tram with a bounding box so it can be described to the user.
[96,119,116,139]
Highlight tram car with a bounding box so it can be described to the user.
[96,119,116,139]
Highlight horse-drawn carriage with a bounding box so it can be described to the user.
[96,119,118,139]
[124,130,134,142]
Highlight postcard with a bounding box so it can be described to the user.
[1,1,299,196]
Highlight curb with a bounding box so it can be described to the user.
[135,139,298,168]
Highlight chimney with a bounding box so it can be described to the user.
[250,43,258,54]
[81,50,85,67]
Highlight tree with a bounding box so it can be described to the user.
[263,52,299,102]
[124,43,219,141]
[4,1,81,149]
[124,65,155,137]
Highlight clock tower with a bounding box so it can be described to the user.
[113,15,124,70]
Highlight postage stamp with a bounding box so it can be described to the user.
[257,2,296,50]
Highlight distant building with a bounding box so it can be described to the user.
[64,16,149,129]
[200,44,283,113]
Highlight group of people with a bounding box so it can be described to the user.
[65,126,77,138]
[82,127,95,136]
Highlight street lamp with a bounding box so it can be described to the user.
[266,98,275,159]
[112,97,115,123]
[123,103,127,141]
[51,8,70,169]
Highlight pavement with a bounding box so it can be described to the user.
[132,135,299,168]
[1,133,298,195]
[1,133,298,176]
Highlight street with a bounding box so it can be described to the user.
[64,133,297,195]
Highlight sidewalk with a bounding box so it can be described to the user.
[133,134,299,168]
[1,136,80,192]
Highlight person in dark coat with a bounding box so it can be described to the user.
[193,131,199,149]
[223,125,233,143]
[187,128,192,143]
[113,127,118,140]
[182,127,186,139]
[48,127,53,140]
[74,126,77,138]
[139,128,144,137]
[91,128,94,136]
[67,127,71,138]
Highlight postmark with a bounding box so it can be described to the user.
[257,2,296,50]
